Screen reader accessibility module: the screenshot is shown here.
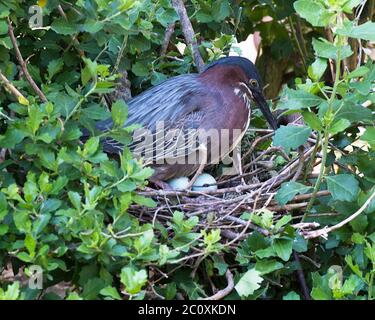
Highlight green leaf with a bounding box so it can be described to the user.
[131,167,154,181]
[311,272,333,300]
[212,0,231,22]
[326,174,359,202]
[0,224,9,236]
[18,95,29,106]
[131,62,149,77]
[81,58,98,85]
[156,8,179,27]
[329,118,351,135]
[82,20,104,33]
[197,11,214,23]
[120,267,148,295]
[100,286,121,300]
[0,282,20,300]
[13,210,32,233]
[273,125,312,153]
[82,104,109,120]
[342,0,363,12]
[293,235,308,253]
[16,252,33,262]
[132,195,157,208]
[83,137,100,156]
[51,176,69,195]
[283,291,301,300]
[274,215,293,230]
[272,239,293,261]
[276,182,312,206]
[350,213,368,233]
[337,21,375,42]
[24,173,38,202]
[360,188,375,214]
[308,58,327,81]
[0,192,7,220]
[51,18,78,35]
[336,102,373,123]
[117,180,137,192]
[111,100,128,127]
[312,38,353,60]
[302,111,323,131]
[0,36,12,49]
[255,246,276,259]
[47,59,64,80]
[68,191,81,210]
[362,127,375,148]
[0,20,8,35]
[134,230,155,253]
[255,259,284,275]
[235,269,263,297]
[339,274,362,297]
[293,0,332,27]
[82,278,106,300]
[24,233,36,256]
[27,105,44,135]
[347,66,369,79]
[277,87,324,110]
[0,128,27,148]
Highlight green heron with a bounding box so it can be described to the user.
[89,56,278,188]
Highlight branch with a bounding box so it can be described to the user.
[200,269,234,300]
[57,5,85,57]
[293,252,311,300]
[7,18,47,102]
[0,70,28,104]
[160,23,176,56]
[171,0,205,72]
[304,189,375,239]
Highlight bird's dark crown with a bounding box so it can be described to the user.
[203,56,262,85]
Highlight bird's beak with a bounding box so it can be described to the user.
[254,92,278,130]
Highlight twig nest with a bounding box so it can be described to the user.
[167,177,190,191]
[192,173,218,192]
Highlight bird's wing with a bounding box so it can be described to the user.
[98,74,218,160]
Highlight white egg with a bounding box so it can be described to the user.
[167,176,190,191]
[192,173,218,192]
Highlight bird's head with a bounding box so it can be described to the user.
[203,56,278,130]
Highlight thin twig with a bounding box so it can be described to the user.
[200,269,234,300]
[171,0,205,72]
[58,5,85,57]
[0,70,28,104]
[304,189,375,239]
[160,23,176,56]
[267,202,308,212]
[292,147,305,182]
[288,16,307,72]
[293,252,311,300]
[7,18,47,102]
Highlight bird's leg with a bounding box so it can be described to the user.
[235,148,247,186]
[149,178,172,190]
[187,144,207,190]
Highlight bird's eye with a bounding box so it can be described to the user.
[250,79,258,87]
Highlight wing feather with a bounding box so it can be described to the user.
[98,74,214,160]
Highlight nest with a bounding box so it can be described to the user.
[128,129,321,244]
